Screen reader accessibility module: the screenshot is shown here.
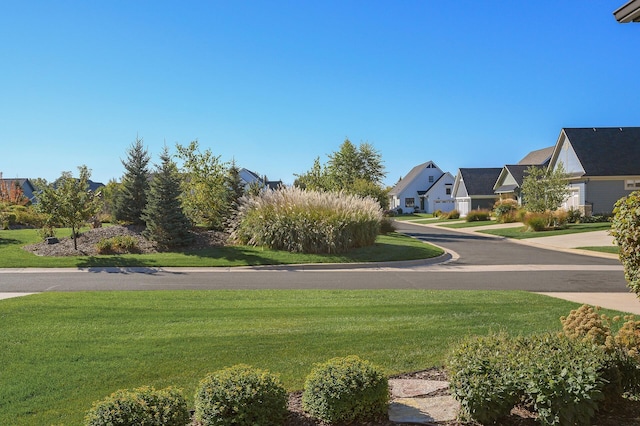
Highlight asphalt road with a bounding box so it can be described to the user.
[0,222,627,293]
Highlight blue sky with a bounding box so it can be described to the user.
[1,1,638,187]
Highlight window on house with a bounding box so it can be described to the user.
[405,198,415,208]
[446,187,451,195]
[625,180,640,190]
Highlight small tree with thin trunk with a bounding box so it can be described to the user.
[521,163,570,213]
[142,147,193,249]
[35,166,101,250]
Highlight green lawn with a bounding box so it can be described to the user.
[0,290,612,426]
[577,246,619,255]
[0,229,443,268]
[440,219,497,228]
[391,213,435,221]
[480,222,611,239]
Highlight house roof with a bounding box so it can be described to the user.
[614,0,640,22]
[560,127,640,176]
[518,146,554,166]
[389,161,440,196]
[458,168,502,196]
[506,164,544,185]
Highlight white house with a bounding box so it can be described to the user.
[388,161,455,214]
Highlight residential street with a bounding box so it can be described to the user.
[0,221,628,293]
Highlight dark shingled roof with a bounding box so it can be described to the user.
[505,164,544,186]
[459,168,502,196]
[563,127,640,176]
[518,146,554,166]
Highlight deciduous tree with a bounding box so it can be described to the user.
[521,164,570,213]
[175,140,228,230]
[35,166,102,250]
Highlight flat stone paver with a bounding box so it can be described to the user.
[389,396,460,424]
[389,379,449,397]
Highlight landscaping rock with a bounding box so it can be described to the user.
[389,396,460,424]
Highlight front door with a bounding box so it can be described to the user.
[420,197,425,212]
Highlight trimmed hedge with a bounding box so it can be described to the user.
[302,355,388,424]
[84,386,189,426]
[194,364,287,426]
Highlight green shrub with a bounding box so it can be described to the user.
[465,209,491,222]
[229,187,383,254]
[194,364,287,426]
[520,334,606,426]
[379,217,395,234]
[445,209,460,220]
[567,208,583,223]
[446,333,521,423]
[37,225,56,240]
[84,386,189,426]
[447,333,613,426]
[611,191,640,295]
[302,355,388,424]
[96,235,140,254]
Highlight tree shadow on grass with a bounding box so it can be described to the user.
[0,237,21,246]
[75,256,185,275]
[181,246,287,266]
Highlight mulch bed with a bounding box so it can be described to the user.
[23,225,227,257]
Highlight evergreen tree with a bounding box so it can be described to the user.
[114,136,150,225]
[225,160,246,218]
[142,147,193,249]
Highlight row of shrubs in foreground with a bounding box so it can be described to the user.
[447,305,640,426]
[85,355,388,426]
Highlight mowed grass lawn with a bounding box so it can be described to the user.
[0,290,610,426]
[480,222,612,239]
[0,229,443,268]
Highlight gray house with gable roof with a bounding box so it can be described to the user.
[453,167,502,217]
[548,127,640,215]
[493,146,554,205]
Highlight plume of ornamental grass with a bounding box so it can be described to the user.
[229,186,383,254]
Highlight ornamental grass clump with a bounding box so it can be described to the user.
[302,355,389,424]
[194,364,287,426]
[84,386,189,426]
[229,186,383,254]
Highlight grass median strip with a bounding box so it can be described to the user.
[480,222,611,239]
[0,289,622,425]
[0,229,442,268]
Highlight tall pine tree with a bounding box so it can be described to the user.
[142,147,193,249]
[114,136,150,225]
